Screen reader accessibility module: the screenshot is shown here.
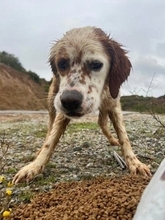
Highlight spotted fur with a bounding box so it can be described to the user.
[13,27,151,184]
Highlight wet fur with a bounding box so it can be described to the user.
[13,27,151,184]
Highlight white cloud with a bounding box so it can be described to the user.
[0,0,165,96]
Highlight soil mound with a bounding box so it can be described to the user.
[11,175,150,220]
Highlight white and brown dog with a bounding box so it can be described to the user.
[13,26,151,183]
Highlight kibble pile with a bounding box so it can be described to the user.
[11,175,150,220]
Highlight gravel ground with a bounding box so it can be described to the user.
[0,111,165,219]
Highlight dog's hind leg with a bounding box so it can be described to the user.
[98,109,120,146]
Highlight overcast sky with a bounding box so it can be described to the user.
[1,0,165,97]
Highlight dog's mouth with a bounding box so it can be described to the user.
[65,111,84,118]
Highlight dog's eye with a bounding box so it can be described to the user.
[89,61,103,71]
[58,59,69,71]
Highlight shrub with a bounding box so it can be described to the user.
[0,51,26,72]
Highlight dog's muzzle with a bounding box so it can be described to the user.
[60,90,83,117]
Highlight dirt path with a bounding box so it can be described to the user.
[1,111,164,219]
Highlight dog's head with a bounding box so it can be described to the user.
[49,26,131,118]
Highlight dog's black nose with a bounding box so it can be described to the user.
[60,90,83,111]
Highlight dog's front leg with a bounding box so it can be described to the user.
[13,113,70,184]
[108,106,151,176]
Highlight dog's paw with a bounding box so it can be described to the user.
[110,138,120,146]
[126,155,151,176]
[12,162,44,184]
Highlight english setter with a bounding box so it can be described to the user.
[13,26,151,183]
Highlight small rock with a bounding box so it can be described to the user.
[73,146,82,152]
[86,163,94,168]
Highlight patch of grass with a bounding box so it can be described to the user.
[33,175,57,186]
[0,127,20,135]
[19,191,33,203]
[6,167,17,174]
[67,122,99,134]
[80,174,95,181]
[22,155,36,163]
[152,127,164,138]
[43,175,57,184]
[33,127,47,138]
[47,162,56,169]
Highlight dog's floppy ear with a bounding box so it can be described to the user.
[49,55,57,76]
[49,42,59,77]
[106,40,132,99]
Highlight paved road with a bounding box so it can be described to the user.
[0,110,136,115]
[0,110,48,115]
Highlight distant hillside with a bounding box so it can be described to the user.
[0,64,50,110]
[121,95,165,114]
[1,53,165,113]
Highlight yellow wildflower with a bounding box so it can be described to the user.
[2,210,11,217]
[7,182,13,188]
[6,189,12,196]
[0,175,5,183]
